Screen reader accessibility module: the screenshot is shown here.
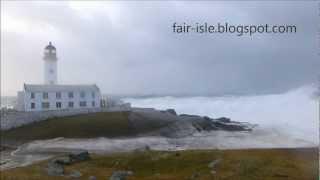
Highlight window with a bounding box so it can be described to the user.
[68,92,74,98]
[31,103,35,109]
[31,92,35,99]
[79,101,87,107]
[56,92,61,99]
[68,102,74,108]
[56,102,62,108]
[91,92,95,98]
[41,102,50,109]
[80,91,86,98]
[92,101,95,107]
[43,92,49,99]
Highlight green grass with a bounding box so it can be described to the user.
[0,148,318,180]
[1,112,156,141]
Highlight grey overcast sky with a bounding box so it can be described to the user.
[1,1,319,96]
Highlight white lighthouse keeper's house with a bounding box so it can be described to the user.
[16,42,103,112]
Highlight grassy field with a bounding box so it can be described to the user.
[1,148,318,180]
[1,112,159,141]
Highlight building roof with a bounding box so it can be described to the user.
[24,84,100,92]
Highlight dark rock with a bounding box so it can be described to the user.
[50,151,90,165]
[192,122,203,132]
[147,119,194,138]
[69,170,82,178]
[193,118,218,131]
[128,109,179,133]
[179,114,201,118]
[46,151,90,177]
[109,170,133,180]
[213,121,251,131]
[69,150,90,162]
[47,151,90,177]
[130,109,254,138]
[0,159,10,166]
[166,109,177,116]
[47,161,64,176]
[215,117,231,123]
[0,146,7,152]
[52,156,72,165]
[89,176,97,180]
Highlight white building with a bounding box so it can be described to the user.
[16,42,103,111]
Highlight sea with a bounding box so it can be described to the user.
[1,85,319,144]
[124,85,319,144]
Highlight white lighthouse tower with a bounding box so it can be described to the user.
[43,42,58,84]
[15,42,104,112]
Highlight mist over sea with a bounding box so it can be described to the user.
[124,85,319,144]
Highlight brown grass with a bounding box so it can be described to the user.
[1,148,318,180]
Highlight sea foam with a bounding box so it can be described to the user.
[124,86,319,144]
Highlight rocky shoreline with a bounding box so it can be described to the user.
[1,108,315,172]
[128,108,255,138]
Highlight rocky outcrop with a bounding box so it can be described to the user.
[181,115,253,132]
[166,109,177,116]
[129,109,255,138]
[52,150,90,166]
[128,108,180,133]
[47,150,90,176]
[52,156,72,165]
[69,150,90,162]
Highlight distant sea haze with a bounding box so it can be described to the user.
[125,85,319,144]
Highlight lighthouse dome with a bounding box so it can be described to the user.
[43,41,57,61]
[45,42,56,50]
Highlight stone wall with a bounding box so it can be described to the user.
[106,103,131,112]
[0,108,105,130]
[1,103,132,130]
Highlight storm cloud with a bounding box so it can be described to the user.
[1,1,319,96]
